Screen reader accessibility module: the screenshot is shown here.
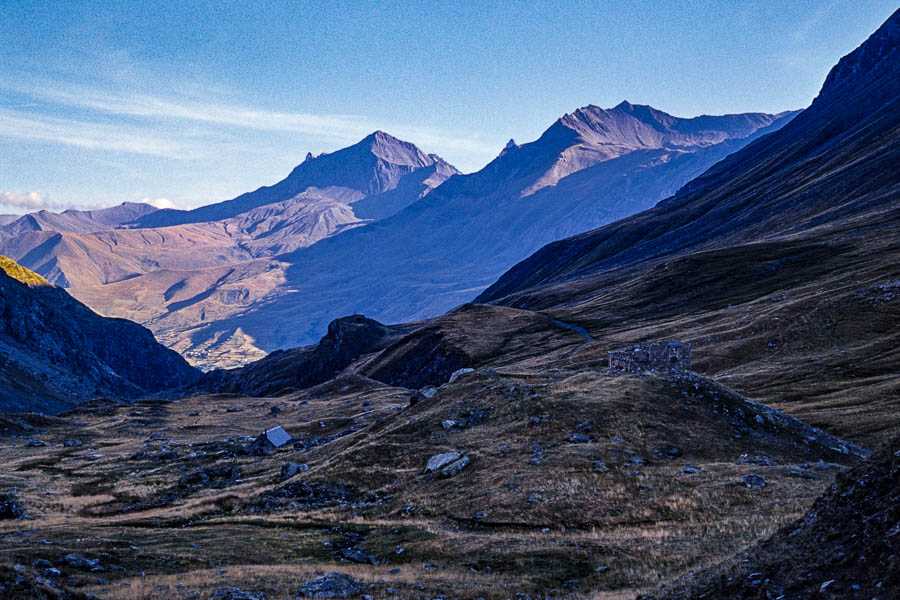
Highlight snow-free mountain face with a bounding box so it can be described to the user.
[0,133,457,288]
[518,102,792,195]
[65,103,795,367]
[129,131,458,229]
[478,10,900,306]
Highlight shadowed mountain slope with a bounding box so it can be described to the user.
[478,12,899,304]
[196,315,413,397]
[0,256,199,414]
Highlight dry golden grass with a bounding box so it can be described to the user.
[0,369,865,598]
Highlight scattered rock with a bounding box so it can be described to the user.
[63,553,100,570]
[179,465,241,489]
[63,438,82,448]
[24,439,45,447]
[424,452,463,474]
[0,493,26,520]
[338,547,377,565]
[441,420,457,430]
[460,408,489,427]
[742,474,766,488]
[254,480,360,512]
[655,445,682,459]
[281,462,310,479]
[739,454,774,467]
[439,455,470,478]
[568,434,591,444]
[299,571,363,598]
[682,465,702,474]
[212,588,267,600]
[420,387,438,399]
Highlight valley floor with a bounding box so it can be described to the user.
[0,367,864,599]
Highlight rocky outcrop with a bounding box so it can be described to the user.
[364,327,471,390]
[198,315,404,396]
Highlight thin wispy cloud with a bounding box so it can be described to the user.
[3,82,502,160]
[0,107,205,159]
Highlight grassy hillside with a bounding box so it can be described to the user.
[0,254,49,286]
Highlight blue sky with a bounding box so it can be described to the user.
[0,0,895,213]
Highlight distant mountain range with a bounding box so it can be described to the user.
[6,103,793,367]
[194,8,899,449]
[0,133,457,289]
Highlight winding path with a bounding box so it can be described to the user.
[542,315,596,359]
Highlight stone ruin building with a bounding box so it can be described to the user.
[608,340,692,374]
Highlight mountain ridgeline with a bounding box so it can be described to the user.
[130,131,458,228]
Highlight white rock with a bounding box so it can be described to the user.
[424,452,462,473]
[448,368,474,384]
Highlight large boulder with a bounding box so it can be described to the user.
[299,571,364,598]
[424,452,463,474]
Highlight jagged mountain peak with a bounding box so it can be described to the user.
[283,131,456,194]
[293,131,447,177]
[504,102,791,196]
[128,132,458,229]
[557,102,673,135]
